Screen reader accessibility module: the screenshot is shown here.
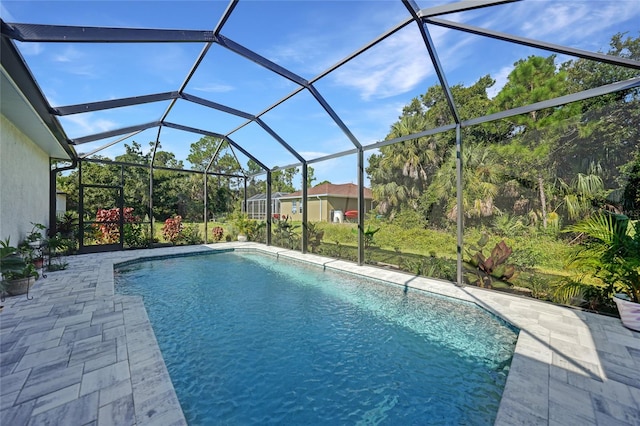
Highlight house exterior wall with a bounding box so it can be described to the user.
[280,197,373,222]
[0,114,50,243]
[279,198,299,221]
[280,197,323,222]
[327,196,360,214]
[303,198,324,222]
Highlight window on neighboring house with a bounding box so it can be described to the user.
[299,199,303,214]
[292,200,297,214]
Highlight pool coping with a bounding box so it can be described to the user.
[1,242,639,425]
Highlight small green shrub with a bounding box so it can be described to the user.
[124,223,147,248]
[306,222,324,253]
[392,209,428,229]
[181,224,203,245]
[399,255,456,281]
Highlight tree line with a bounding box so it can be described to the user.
[57,32,638,227]
[57,138,316,223]
[368,32,640,230]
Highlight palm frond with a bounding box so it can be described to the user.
[553,279,593,304]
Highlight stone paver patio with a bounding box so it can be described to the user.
[1,243,639,425]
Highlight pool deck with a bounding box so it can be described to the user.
[1,243,639,425]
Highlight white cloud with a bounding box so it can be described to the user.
[49,46,98,77]
[513,1,639,49]
[60,114,118,137]
[52,46,83,63]
[332,27,433,100]
[299,151,330,161]
[486,65,512,99]
[17,42,43,56]
[303,155,352,184]
[193,82,235,93]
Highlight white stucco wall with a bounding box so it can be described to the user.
[0,114,50,244]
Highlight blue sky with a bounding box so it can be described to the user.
[2,0,639,188]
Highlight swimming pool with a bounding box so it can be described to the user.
[115,250,517,424]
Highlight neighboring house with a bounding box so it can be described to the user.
[1,55,72,241]
[279,183,374,223]
[56,191,67,218]
[245,192,289,220]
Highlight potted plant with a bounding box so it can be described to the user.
[559,213,640,331]
[24,222,46,248]
[1,238,38,297]
[44,233,69,271]
[233,214,252,242]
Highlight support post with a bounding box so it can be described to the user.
[456,124,463,286]
[266,170,272,246]
[149,127,162,247]
[149,161,154,246]
[243,178,247,215]
[204,172,208,243]
[118,165,125,250]
[78,161,84,252]
[301,163,308,254]
[357,148,365,265]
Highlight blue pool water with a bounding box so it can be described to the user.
[115,251,517,425]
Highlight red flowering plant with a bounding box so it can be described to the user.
[211,226,224,242]
[162,215,183,244]
[95,207,139,244]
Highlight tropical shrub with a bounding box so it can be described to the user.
[466,233,517,288]
[181,223,203,245]
[306,222,324,253]
[162,215,183,243]
[0,238,38,281]
[246,220,266,242]
[95,207,139,244]
[557,212,640,304]
[352,225,380,248]
[400,255,456,280]
[273,216,300,250]
[211,226,224,242]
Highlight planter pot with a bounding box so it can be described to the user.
[4,276,36,296]
[237,235,247,242]
[28,240,42,249]
[614,294,640,332]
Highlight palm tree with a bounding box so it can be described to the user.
[556,166,605,222]
[371,114,443,216]
[557,212,640,304]
[426,144,502,221]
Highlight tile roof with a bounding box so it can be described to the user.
[283,183,372,199]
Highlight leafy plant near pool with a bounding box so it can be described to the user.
[401,254,456,281]
[557,212,640,304]
[466,233,516,288]
[305,222,324,253]
[95,207,140,244]
[162,215,183,243]
[181,224,203,245]
[211,226,224,242]
[351,225,380,248]
[273,216,300,250]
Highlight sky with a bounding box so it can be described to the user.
[2,0,639,189]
